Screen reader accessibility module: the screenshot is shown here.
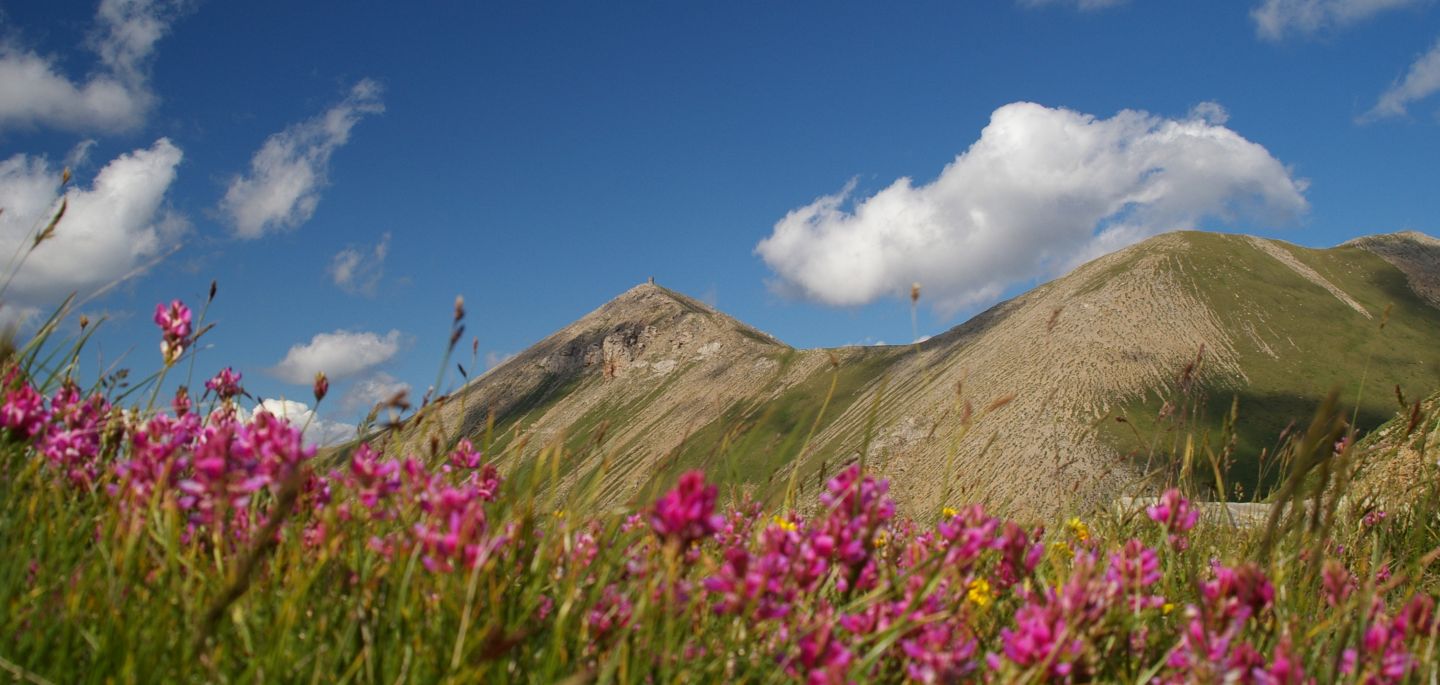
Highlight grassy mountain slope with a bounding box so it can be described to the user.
[378,231,1440,521]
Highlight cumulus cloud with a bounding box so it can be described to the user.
[1017,0,1128,9]
[271,329,403,384]
[341,371,411,412]
[329,231,390,295]
[254,398,355,447]
[1365,38,1440,120]
[756,102,1308,314]
[0,0,178,133]
[220,79,384,239]
[0,138,185,309]
[1251,0,1423,40]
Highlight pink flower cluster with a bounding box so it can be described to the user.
[1147,488,1199,550]
[650,470,723,547]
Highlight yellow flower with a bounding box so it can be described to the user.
[941,506,959,519]
[1162,603,1175,615]
[967,578,993,607]
[873,531,889,548]
[771,515,797,533]
[1066,516,1090,542]
[1051,540,1073,557]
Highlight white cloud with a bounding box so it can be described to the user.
[220,79,384,239]
[1017,0,1128,9]
[329,231,390,295]
[341,371,411,412]
[0,0,177,133]
[1365,38,1440,120]
[0,138,185,309]
[756,102,1308,314]
[254,398,355,447]
[1251,0,1423,40]
[271,329,403,384]
[0,304,39,331]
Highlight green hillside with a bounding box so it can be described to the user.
[1097,232,1440,499]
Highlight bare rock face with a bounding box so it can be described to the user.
[1347,231,1440,308]
[380,231,1440,521]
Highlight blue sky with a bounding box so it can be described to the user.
[1,0,1437,442]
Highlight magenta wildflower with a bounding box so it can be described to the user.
[935,504,999,573]
[347,444,400,510]
[786,612,854,685]
[1322,559,1354,607]
[1,381,48,440]
[1200,562,1274,623]
[818,464,896,592]
[37,387,110,488]
[445,439,501,500]
[1001,591,1088,680]
[587,584,633,638]
[172,386,192,417]
[1251,634,1307,685]
[154,299,192,364]
[1106,539,1164,610]
[118,411,200,501]
[993,520,1045,589]
[900,617,978,684]
[649,470,722,547]
[1147,489,1199,550]
[204,367,244,402]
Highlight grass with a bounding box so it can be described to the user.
[654,348,902,503]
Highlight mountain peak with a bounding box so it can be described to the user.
[585,281,786,348]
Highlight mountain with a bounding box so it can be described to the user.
[375,231,1440,520]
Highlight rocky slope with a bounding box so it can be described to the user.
[1349,389,1440,507]
[378,231,1440,520]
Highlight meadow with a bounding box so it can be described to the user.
[0,289,1438,684]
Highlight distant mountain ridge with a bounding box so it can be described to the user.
[377,230,1440,520]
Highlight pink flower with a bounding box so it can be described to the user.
[446,440,501,500]
[587,584,633,638]
[1106,539,1164,610]
[1322,560,1354,607]
[818,464,896,591]
[347,444,400,509]
[1147,489,1199,549]
[1001,592,1087,679]
[154,300,192,364]
[204,367,244,401]
[172,386,192,417]
[1252,634,1306,685]
[1200,562,1274,623]
[1,381,48,440]
[786,611,854,685]
[993,521,1044,589]
[649,470,722,547]
[1340,598,1416,684]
